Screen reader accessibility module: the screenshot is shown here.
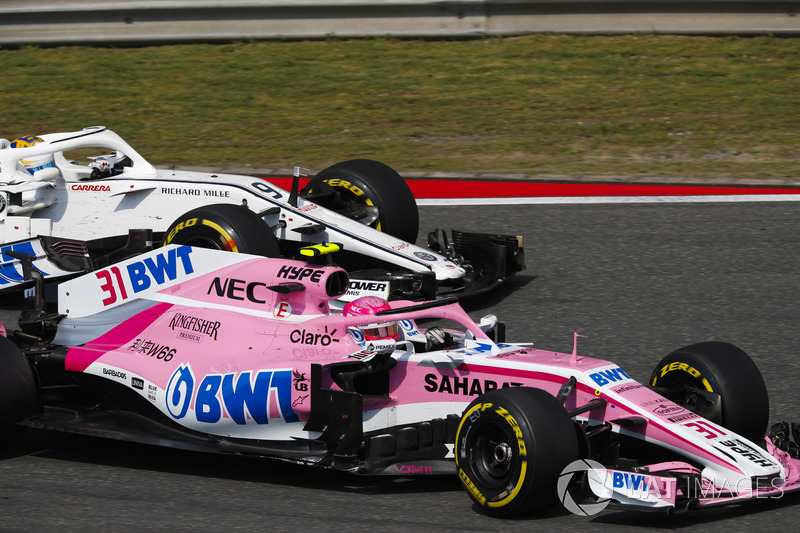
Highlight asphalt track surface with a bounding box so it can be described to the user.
[2,196,800,532]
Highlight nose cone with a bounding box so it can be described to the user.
[431,260,467,280]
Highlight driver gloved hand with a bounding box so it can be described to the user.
[425,326,453,351]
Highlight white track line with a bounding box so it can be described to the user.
[417,194,800,206]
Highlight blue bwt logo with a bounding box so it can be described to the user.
[613,471,648,493]
[127,246,194,293]
[589,367,632,387]
[166,364,299,425]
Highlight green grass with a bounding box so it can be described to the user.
[2,35,799,178]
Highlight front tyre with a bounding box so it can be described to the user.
[303,159,419,243]
[650,341,769,443]
[163,204,280,256]
[455,387,579,517]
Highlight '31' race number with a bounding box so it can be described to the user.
[96,266,128,306]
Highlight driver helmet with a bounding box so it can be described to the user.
[343,296,398,340]
[11,136,55,175]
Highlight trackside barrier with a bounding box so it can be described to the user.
[1,0,799,46]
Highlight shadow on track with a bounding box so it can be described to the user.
[3,428,462,496]
[457,274,536,314]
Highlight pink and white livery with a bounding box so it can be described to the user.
[1,245,799,518]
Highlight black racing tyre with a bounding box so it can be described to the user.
[0,335,37,450]
[163,204,280,256]
[304,159,419,243]
[455,387,579,517]
[649,341,769,443]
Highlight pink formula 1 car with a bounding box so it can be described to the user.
[1,245,799,517]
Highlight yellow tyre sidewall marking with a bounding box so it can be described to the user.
[324,179,383,232]
[652,362,714,392]
[164,217,198,244]
[455,401,528,509]
[366,198,382,232]
[487,406,527,508]
[200,219,238,252]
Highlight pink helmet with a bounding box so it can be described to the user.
[343,296,398,340]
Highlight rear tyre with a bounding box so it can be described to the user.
[649,341,769,443]
[303,159,419,243]
[0,335,37,450]
[455,387,579,517]
[163,204,280,256]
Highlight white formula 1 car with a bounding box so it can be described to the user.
[0,126,523,301]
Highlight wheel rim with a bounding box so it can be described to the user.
[323,181,383,232]
[179,234,235,252]
[470,424,517,490]
[353,200,381,228]
[653,374,723,423]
